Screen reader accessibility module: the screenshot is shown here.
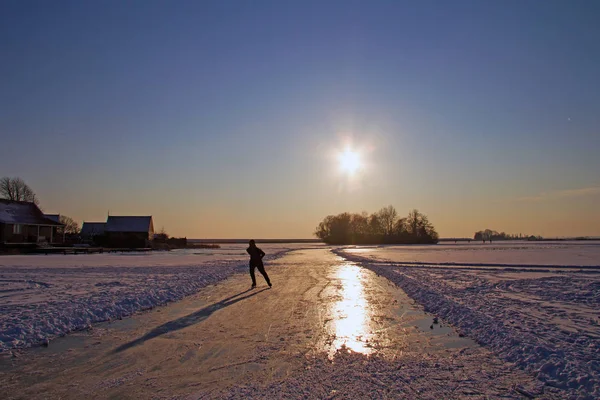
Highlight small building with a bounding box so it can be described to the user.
[104,216,154,248]
[80,222,106,239]
[80,222,106,241]
[0,200,64,245]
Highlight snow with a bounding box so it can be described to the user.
[3,247,561,400]
[335,243,600,400]
[2,242,600,399]
[0,244,318,352]
[345,241,600,267]
[215,349,559,400]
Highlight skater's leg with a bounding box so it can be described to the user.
[256,262,271,287]
[249,263,257,287]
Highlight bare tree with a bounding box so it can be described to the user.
[406,209,421,235]
[59,215,80,235]
[0,177,40,206]
[377,205,398,237]
[368,213,384,236]
[406,209,439,241]
[154,227,169,242]
[393,217,408,236]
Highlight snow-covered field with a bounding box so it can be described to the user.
[0,244,317,352]
[337,242,600,400]
[346,241,600,267]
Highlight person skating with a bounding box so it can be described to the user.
[247,239,271,288]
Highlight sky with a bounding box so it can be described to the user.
[1,0,599,238]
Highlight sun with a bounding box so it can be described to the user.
[338,148,362,175]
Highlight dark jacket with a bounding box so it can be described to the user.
[247,246,265,265]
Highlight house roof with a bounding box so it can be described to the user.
[105,216,153,233]
[0,199,63,226]
[44,214,61,223]
[80,222,106,236]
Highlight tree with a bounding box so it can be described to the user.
[59,215,80,235]
[153,227,169,243]
[315,216,334,242]
[368,213,384,237]
[393,217,408,237]
[405,209,438,242]
[377,205,398,238]
[0,177,40,206]
[349,213,369,244]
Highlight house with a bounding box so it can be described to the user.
[0,199,64,245]
[80,222,106,240]
[44,214,60,224]
[104,216,154,248]
[43,214,67,243]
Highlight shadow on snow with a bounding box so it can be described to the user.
[114,288,268,353]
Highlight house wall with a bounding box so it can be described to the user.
[148,221,154,240]
[2,224,25,243]
[0,224,61,244]
[39,226,52,242]
[52,226,64,244]
[106,232,150,248]
[25,225,39,243]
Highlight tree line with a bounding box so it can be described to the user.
[315,206,439,245]
[473,229,543,242]
[0,176,79,234]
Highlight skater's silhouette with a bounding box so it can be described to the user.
[247,239,271,288]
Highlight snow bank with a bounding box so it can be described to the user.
[335,248,600,400]
[0,248,294,352]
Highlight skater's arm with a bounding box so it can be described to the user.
[259,248,265,258]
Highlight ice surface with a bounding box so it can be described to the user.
[0,244,319,352]
[337,242,600,399]
[2,241,599,398]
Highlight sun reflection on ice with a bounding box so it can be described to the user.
[329,263,373,356]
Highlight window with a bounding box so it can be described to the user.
[13,224,22,234]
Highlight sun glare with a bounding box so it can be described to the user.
[338,148,361,175]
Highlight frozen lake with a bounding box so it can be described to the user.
[343,240,600,267]
[0,243,325,269]
[0,243,321,351]
[1,241,599,398]
[1,248,556,400]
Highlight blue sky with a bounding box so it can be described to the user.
[1,0,599,237]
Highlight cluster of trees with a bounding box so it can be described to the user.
[0,177,39,205]
[0,176,80,235]
[473,229,543,242]
[152,228,188,249]
[315,206,439,245]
